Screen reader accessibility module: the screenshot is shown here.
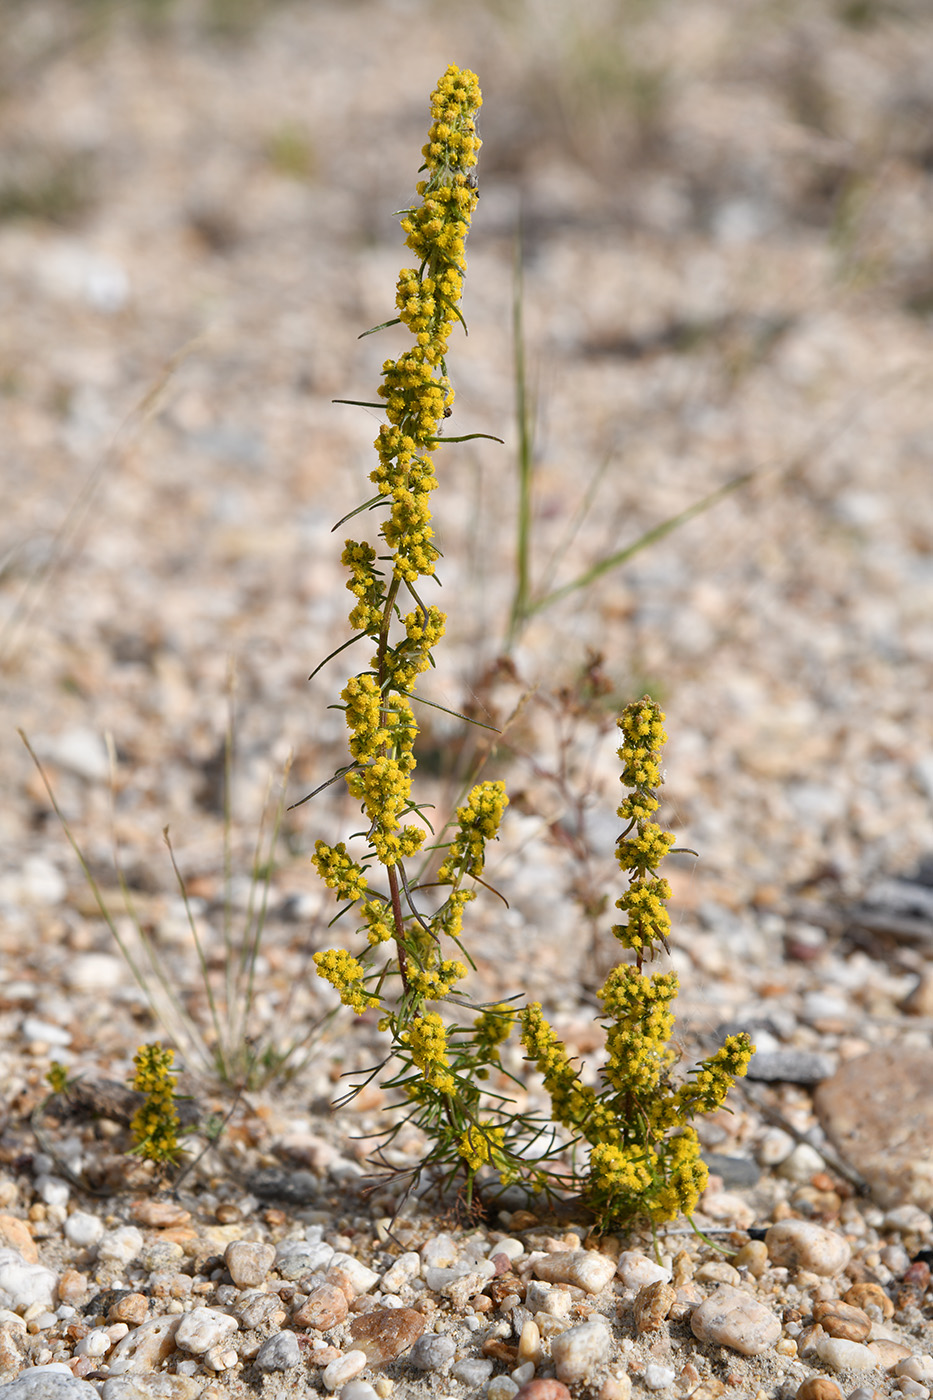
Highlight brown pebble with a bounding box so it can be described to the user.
[293,1284,349,1331]
[843,1282,894,1319]
[678,1362,701,1393]
[487,1273,526,1307]
[347,1307,425,1363]
[491,1252,511,1275]
[867,1339,914,1368]
[691,1384,726,1400]
[107,1293,149,1326]
[795,1379,844,1400]
[130,1199,192,1229]
[812,1299,871,1342]
[0,1214,38,1264]
[263,1210,286,1228]
[215,1204,241,1225]
[633,1280,676,1333]
[510,1211,539,1230]
[327,1266,360,1302]
[482,1338,519,1363]
[58,1269,90,1307]
[515,1383,572,1400]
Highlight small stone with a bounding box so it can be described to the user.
[322,1351,367,1391]
[453,1360,494,1387]
[254,1331,301,1371]
[347,1308,425,1364]
[732,1241,768,1278]
[897,1359,933,1385]
[531,1250,617,1295]
[512,1377,571,1400]
[815,1336,883,1372]
[56,1272,89,1308]
[0,1250,57,1313]
[64,1215,104,1250]
[777,1144,827,1183]
[795,1380,844,1400]
[617,1252,670,1290]
[550,1319,611,1385]
[844,1283,894,1319]
[380,1253,420,1293]
[233,1291,283,1330]
[868,1341,913,1368]
[812,1299,871,1342]
[108,1294,148,1326]
[747,1051,836,1084]
[97,1228,144,1267]
[108,1316,180,1374]
[224,1241,275,1289]
[689,1286,781,1356]
[75,1328,112,1358]
[294,1283,349,1330]
[633,1281,676,1333]
[129,1202,191,1230]
[695,1262,740,1287]
[420,1235,459,1268]
[765,1221,851,1276]
[174,1307,238,1356]
[895,1381,929,1399]
[0,1373,100,1400]
[488,1379,519,1400]
[329,1255,380,1295]
[338,1385,379,1400]
[518,1319,541,1365]
[275,1241,334,1279]
[599,1379,631,1400]
[643,1365,676,1391]
[408,1333,456,1372]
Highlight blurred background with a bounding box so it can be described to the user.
[2,0,933,1069]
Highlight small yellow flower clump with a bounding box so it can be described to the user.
[312,948,380,1014]
[521,697,754,1228]
[129,1044,182,1166]
[436,781,509,883]
[401,1012,456,1094]
[457,1121,505,1173]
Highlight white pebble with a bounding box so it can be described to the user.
[323,1350,368,1391]
[340,1385,380,1400]
[487,1378,519,1400]
[757,1127,795,1167]
[551,1319,612,1384]
[174,1306,238,1355]
[898,1358,933,1385]
[329,1253,380,1294]
[896,1380,929,1399]
[96,1226,143,1266]
[492,1238,525,1262]
[689,1286,781,1356]
[0,1249,58,1311]
[64,1213,104,1248]
[765,1220,851,1276]
[380,1252,421,1292]
[75,1329,112,1359]
[617,1251,671,1290]
[885,1207,933,1237]
[644,1364,676,1390]
[531,1249,617,1295]
[511,1362,535,1385]
[776,1143,825,1182]
[816,1336,883,1372]
[421,1234,459,1268]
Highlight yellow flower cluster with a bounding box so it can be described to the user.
[674,1034,754,1121]
[473,1002,514,1063]
[383,605,447,692]
[311,841,368,903]
[650,1129,708,1222]
[589,1141,653,1198]
[129,1044,182,1165]
[436,781,509,883]
[342,540,383,635]
[407,958,467,1000]
[521,1001,597,1130]
[342,690,425,867]
[458,1120,505,1173]
[401,1012,456,1094]
[613,698,674,958]
[600,965,678,1097]
[312,948,380,1014]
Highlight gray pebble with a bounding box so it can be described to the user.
[408,1333,456,1372]
[246,1168,319,1204]
[274,1240,334,1279]
[254,1331,301,1372]
[702,1154,761,1188]
[0,1372,101,1400]
[746,1051,836,1084]
[234,1291,282,1330]
[451,1359,494,1386]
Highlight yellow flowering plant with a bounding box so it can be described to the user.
[309,66,753,1228]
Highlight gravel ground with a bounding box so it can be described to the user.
[1,2,933,1398]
